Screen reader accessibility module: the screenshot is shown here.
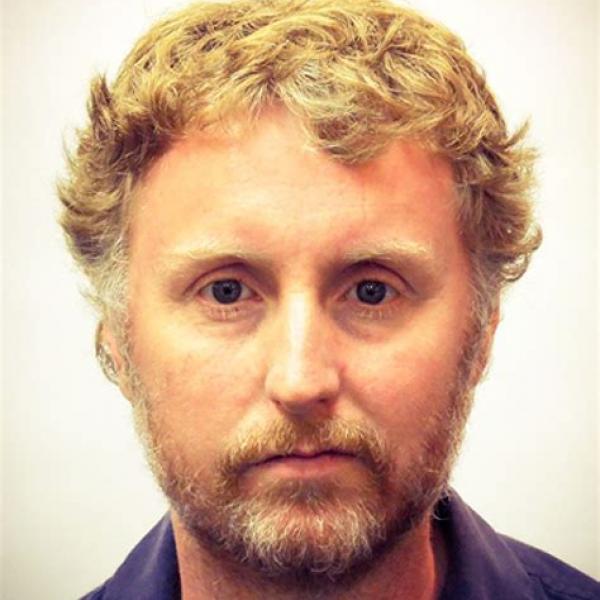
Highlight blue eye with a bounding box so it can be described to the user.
[356,280,387,304]
[209,279,243,304]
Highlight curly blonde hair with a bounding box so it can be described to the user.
[58,0,541,332]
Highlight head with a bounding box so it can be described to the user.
[58,0,541,590]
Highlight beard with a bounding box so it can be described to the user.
[125,325,481,592]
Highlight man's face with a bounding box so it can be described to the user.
[117,109,483,584]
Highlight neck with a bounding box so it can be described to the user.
[172,510,447,600]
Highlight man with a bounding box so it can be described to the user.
[58,0,598,598]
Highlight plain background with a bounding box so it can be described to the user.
[1,0,598,598]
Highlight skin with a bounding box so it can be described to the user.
[106,108,494,599]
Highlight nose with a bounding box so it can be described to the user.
[263,293,341,418]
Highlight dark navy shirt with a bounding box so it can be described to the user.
[81,491,599,599]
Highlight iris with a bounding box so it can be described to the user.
[356,281,387,304]
[211,280,242,304]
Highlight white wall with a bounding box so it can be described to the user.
[1,1,598,598]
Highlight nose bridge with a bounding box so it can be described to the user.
[264,290,340,415]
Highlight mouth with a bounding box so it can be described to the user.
[260,449,355,464]
[245,449,360,479]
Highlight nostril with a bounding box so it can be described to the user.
[264,363,341,414]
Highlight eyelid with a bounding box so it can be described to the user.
[339,262,414,298]
[193,276,261,322]
[192,261,417,300]
[186,259,282,300]
[187,264,258,297]
[186,261,414,325]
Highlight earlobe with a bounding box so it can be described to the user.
[96,321,132,399]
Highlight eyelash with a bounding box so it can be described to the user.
[196,278,406,322]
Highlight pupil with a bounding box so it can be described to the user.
[357,280,386,304]
[212,280,242,304]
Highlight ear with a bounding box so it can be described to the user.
[468,306,500,388]
[96,321,133,401]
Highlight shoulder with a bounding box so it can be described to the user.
[79,584,107,600]
[438,491,599,600]
[500,534,600,600]
[77,514,180,600]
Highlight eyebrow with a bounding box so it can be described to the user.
[156,240,272,281]
[343,241,439,269]
[158,238,444,290]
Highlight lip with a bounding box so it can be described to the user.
[250,449,358,477]
[260,449,354,463]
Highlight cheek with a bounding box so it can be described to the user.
[133,326,264,446]
[344,331,463,442]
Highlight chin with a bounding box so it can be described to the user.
[169,465,446,591]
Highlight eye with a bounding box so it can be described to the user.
[349,280,398,305]
[199,279,253,304]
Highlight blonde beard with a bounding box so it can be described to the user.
[127,383,471,592]
[124,324,480,589]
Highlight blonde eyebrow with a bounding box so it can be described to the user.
[343,240,435,263]
[342,241,443,278]
[157,239,445,292]
[157,241,273,280]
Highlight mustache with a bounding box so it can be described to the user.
[217,418,391,480]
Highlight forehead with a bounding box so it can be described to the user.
[129,108,462,273]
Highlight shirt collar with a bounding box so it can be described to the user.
[438,489,537,599]
[102,514,180,600]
